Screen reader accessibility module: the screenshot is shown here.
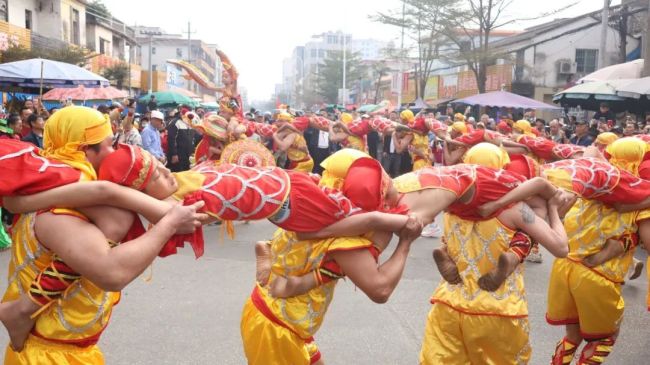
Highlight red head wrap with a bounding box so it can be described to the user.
[342,157,390,211]
[98,144,156,191]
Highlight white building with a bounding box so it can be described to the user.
[281,31,389,108]
[490,1,645,105]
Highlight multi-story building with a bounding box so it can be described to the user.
[0,0,143,92]
[281,31,389,108]
[136,26,219,101]
[489,1,645,110]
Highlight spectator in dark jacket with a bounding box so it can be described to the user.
[21,114,45,148]
[166,112,194,172]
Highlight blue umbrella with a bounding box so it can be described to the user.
[0,58,109,89]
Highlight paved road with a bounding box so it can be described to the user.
[1,220,649,364]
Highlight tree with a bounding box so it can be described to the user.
[87,1,112,18]
[102,62,129,89]
[440,0,577,93]
[313,50,367,104]
[373,0,461,99]
[371,61,391,104]
[1,44,92,66]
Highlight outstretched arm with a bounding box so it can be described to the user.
[330,216,422,303]
[3,181,174,224]
[272,131,297,152]
[295,211,410,241]
[478,177,559,218]
[35,201,205,292]
[614,196,650,213]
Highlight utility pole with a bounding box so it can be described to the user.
[342,32,347,106]
[599,0,610,69]
[643,0,650,77]
[397,0,405,109]
[182,21,197,93]
[148,34,153,93]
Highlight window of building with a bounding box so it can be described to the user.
[152,47,156,55]
[152,64,157,71]
[71,8,80,45]
[99,38,110,54]
[318,49,324,58]
[24,9,32,30]
[575,49,598,73]
[176,48,183,57]
[310,48,317,57]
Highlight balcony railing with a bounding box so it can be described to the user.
[0,20,31,50]
[86,9,136,44]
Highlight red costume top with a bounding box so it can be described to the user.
[516,135,584,161]
[0,139,81,206]
[541,158,650,205]
[446,165,527,221]
[455,129,501,147]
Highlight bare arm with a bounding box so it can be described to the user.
[500,200,568,258]
[295,211,409,241]
[35,201,205,292]
[614,196,650,213]
[478,177,558,218]
[503,146,530,155]
[328,124,349,143]
[330,217,421,303]
[272,131,297,152]
[393,132,412,154]
[443,142,466,166]
[3,181,173,224]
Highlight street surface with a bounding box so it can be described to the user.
[1,220,649,364]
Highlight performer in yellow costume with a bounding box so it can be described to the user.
[548,137,647,365]
[392,109,432,170]
[3,106,117,364]
[240,149,420,365]
[420,214,532,365]
[273,112,314,173]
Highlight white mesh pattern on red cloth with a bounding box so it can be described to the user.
[311,116,331,130]
[428,119,447,133]
[0,145,69,172]
[518,135,555,160]
[369,117,394,134]
[320,186,362,219]
[413,165,477,196]
[552,144,585,160]
[247,121,277,138]
[193,163,289,221]
[634,134,650,144]
[542,158,620,198]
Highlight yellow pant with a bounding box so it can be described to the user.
[4,335,104,365]
[290,158,315,173]
[547,258,624,339]
[240,298,320,365]
[419,303,531,365]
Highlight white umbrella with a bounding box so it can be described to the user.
[0,58,109,90]
[615,77,650,99]
[578,59,644,83]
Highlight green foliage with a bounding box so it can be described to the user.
[102,62,129,89]
[87,1,112,18]
[1,45,91,66]
[313,50,367,104]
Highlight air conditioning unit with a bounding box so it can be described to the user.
[558,61,577,74]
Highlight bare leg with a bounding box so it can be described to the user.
[255,241,272,286]
[477,252,520,291]
[433,246,461,285]
[0,295,38,352]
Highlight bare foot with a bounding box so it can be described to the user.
[433,247,461,285]
[0,298,37,352]
[255,241,272,286]
[478,252,520,291]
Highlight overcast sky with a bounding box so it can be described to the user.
[101,0,619,101]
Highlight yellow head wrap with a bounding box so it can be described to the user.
[513,120,535,137]
[606,137,649,176]
[43,106,113,180]
[451,121,468,135]
[340,113,353,124]
[454,113,466,122]
[277,112,293,122]
[595,132,618,146]
[319,148,370,190]
[463,142,510,169]
[400,110,415,122]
